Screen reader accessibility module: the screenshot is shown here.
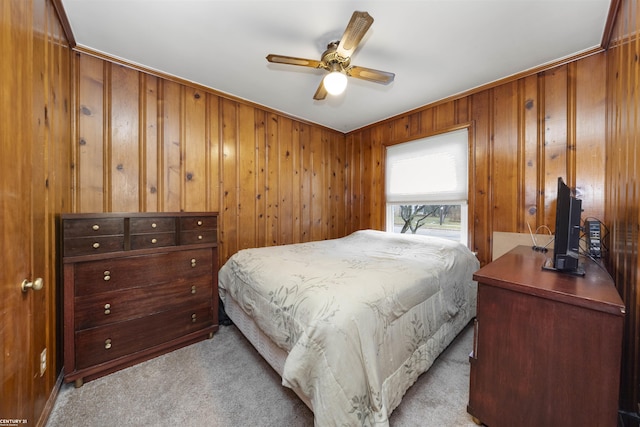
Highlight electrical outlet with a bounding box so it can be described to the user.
[39,348,47,377]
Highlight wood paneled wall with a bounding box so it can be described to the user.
[346,54,607,268]
[605,0,640,416]
[73,51,609,268]
[73,53,347,263]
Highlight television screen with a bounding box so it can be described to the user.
[549,177,584,276]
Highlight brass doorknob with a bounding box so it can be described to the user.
[21,277,44,292]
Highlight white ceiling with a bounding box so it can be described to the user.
[60,0,612,133]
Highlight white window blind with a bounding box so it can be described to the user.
[385,128,468,203]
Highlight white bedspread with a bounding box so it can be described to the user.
[218,230,479,426]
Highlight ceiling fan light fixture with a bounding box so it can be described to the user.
[266,11,393,100]
[323,69,348,96]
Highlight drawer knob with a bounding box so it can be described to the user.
[191,313,197,323]
[92,224,100,231]
[104,338,112,349]
[151,223,157,228]
[104,303,111,315]
[191,285,196,294]
[103,271,111,281]
[191,258,196,267]
[92,242,100,249]
[151,238,157,244]
[197,220,203,226]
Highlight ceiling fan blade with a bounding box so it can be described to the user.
[336,11,374,59]
[347,66,395,84]
[266,54,325,69]
[313,79,328,100]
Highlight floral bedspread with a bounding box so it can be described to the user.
[218,230,479,426]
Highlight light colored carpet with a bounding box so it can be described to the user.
[46,323,478,427]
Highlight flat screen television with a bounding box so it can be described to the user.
[545,177,585,276]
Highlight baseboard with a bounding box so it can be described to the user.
[37,371,64,427]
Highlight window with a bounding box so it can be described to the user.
[385,128,469,245]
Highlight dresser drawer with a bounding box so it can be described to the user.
[74,275,213,330]
[180,216,217,231]
[64,236,125,257]
[63,218,125,238]
[74,305,213,370]
[179,229,217,245]
[130,217,176,234]
[130,232,176,250]
[73,248,214,296]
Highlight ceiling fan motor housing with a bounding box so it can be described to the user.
[322,42,351,71]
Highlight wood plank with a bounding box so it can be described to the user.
[471,90,492,263]
[455,97,470,124]
[77,54,105,212]
[491,82,519,233]
[360,127,373,232]
[291,122,304,243]
[184,87,207,211]
[321,129,332,238]
[300,122,312,242]
[309,126,324,241]
[542,65,569,229]
[253,109,267,247]
[220,98,238,259]
[238,103,256,250]
[369,126,385,230]
[110,64,140,212]
[520,75,540,232]
[408,111,421,138]
[278,117,293,245]
[143,74,159,212]
[575,54,606,222]
[392,115,410,143]
[420,108,435,136]
[435,100,456,129]
[345,133,362,233]
[162,80,182,212]
[207,94,221,214]
[266,113,279,246]
[330,132,347,238]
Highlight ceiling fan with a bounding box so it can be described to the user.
[266,11,395,100]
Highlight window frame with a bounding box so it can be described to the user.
[383,124,474,248]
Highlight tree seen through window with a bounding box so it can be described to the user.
[394,204,461,239]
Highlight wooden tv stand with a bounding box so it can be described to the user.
[467,246,625,427]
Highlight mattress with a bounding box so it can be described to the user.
[218,229,479,426]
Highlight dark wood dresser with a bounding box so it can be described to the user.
[62,212,219,386]
[468,245,625,427]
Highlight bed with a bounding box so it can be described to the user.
[218,229,479,426]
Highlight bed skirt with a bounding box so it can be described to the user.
[224,295,314,410]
